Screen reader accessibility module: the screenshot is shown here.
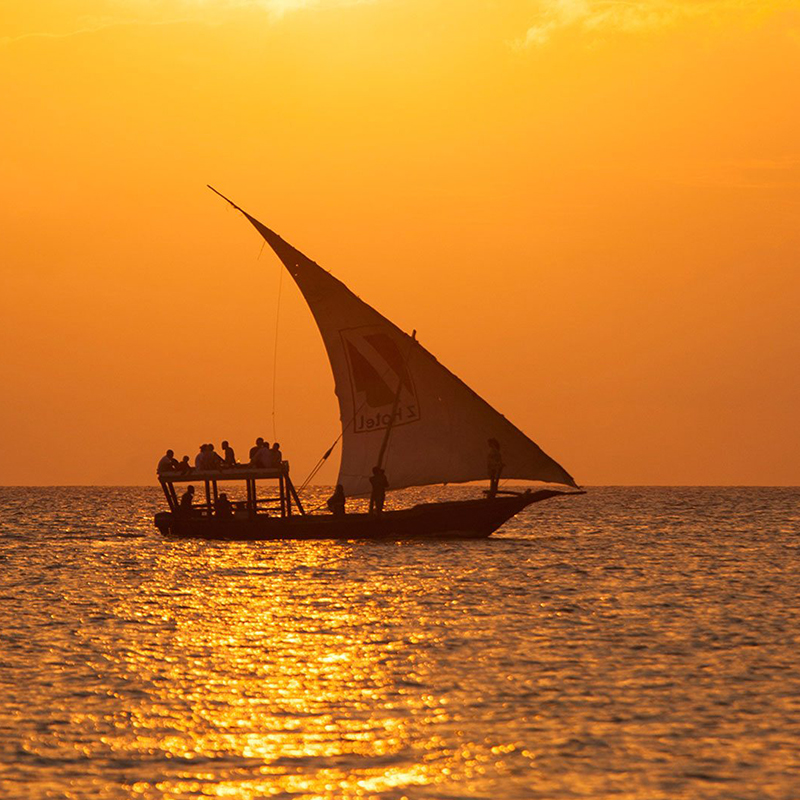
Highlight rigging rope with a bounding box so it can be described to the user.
[297,435,343,493]
[271,264,283,442]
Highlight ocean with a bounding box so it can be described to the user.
[1,486,798,799]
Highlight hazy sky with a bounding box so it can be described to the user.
[2,0,799,485]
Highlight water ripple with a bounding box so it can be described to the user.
[0,486,798,798]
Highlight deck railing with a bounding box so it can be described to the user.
[158,462,305,518]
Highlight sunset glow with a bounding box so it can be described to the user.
[2,0,798,485]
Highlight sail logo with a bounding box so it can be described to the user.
[340,326,421,433]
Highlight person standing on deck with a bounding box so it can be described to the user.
[157,449,179,473]
[222,440,236,467]
[179,485,195,514]
[369,467,389,515]
[487,438,504,498]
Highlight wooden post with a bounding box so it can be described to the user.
[285,473,305,515]
[279,473,287,518]
[160,479,174,511]
[247,478,256,517]
[204,480,211,517]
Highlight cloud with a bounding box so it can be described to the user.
[0,0,377,46]
[521,0,796,47]
[1,17,187,47]
[159,0,375,17]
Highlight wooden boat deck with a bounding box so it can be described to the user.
[154,489,575,541]
[158,466,283,482]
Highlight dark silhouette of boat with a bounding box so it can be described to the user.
[153,190,583,540]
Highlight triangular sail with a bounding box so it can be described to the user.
[213,190,578,496]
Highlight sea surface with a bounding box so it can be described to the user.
[0,486,798,800]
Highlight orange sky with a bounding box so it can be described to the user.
[1,0,799,486]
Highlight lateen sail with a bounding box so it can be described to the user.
[215,192,578,496]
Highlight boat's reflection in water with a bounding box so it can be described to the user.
[106,538,494,798]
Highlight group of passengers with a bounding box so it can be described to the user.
[157,438,284,475]
[176,485,234,517]
[193,442,234,471]
[157,450,190,474]
[248,437,283,469]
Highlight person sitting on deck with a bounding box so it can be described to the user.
[206,443,224,470]
[268,442,283,469]
[487,438,504,498]
[222,440,236,467]
[369,467,389,515]
[179,485,195,514]
[256,441,276,469]
[249,437,266,465]
[326,484,346,517]
[195,444,207,470]
[176,455,191,474]
[157,449,179,473]
[215,493,233,518]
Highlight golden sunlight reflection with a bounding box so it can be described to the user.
[97,541,516,798]
[8,489,800,797]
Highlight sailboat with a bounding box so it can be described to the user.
[152,189,583,540]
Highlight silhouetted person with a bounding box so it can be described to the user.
[180,485,195,514]
[177,455,191,474]
[222,440,236,467]
[195,444,207,470]
[249,437,266,465]
[487,438,504,498]
[369,467,389,515]
[327,484,346,517]
[269,442,283,468]
[216,493,233,518]
[157,449,179,473]
[255,441,274,469]
[207,444,224,470]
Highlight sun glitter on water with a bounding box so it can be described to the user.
[103,541,462,798]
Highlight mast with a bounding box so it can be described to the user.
[375,330,417,471]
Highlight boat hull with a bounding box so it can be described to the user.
[153,490,567,541]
